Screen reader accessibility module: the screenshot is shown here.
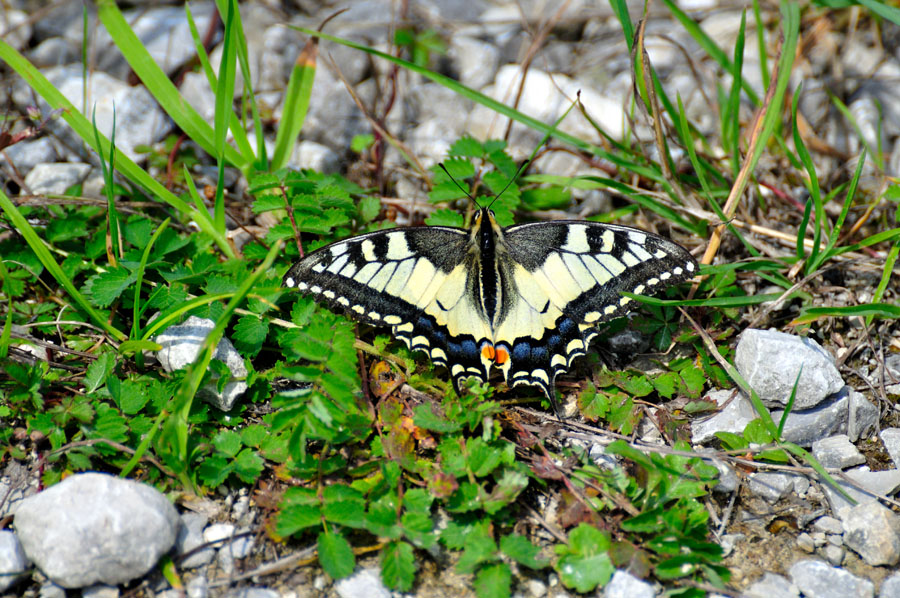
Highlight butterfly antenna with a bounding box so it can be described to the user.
[438,163,478,205]
[487,158,532,210]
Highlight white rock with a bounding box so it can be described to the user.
[841,501,900,566]
[23,163,92,196]
[154,316,248,411]
[0,530,29,592]
[743,572,800,598]
[812,434,866,469]
[603,569,654,598]
[789,559,873,598]
[13,473,180,588]
[334,567,390,598]
[691,389,756,444]
[735,329,844,409]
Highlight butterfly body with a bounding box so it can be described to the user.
[283,207,697,401]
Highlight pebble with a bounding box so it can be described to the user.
[82,584,119,598]
[13,472,180,588]
[334,567,391,598]
[603,570,654,598]
[821,466,900,517]
[796,532,815,553]
[789,559,874,598]
[748,472,795,503]
[155,316,248,411]
[881,572,900,598]
[773,386,878,447]
[0,530,29,592]
[735,329,845,409]
[224,588,279,598]
[840,501,900,566]
[176,512,215,569]
[880,428,900,468]
[813,515,845,535]
[743,572,800,598]
[23,162,92,196]
[690,389,756,444]
[812,434,866,469]
[822,544,845,566]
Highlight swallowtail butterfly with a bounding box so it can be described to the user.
[283,204,697,408]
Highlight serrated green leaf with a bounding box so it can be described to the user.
[467,437,504,477]
[233,314,268,357]
[412,402,462,433]
[323,500,367,529]
[500,534,549,569]
[84,352,116,393]
[652,372,679,398]
[381,541,415,591]
[232,448,264,483]
[578,383,609,420]
[108,378,149,415]
[213,430,242,458]
[276,504,321,536]
[474,563,511,598]
[448,137,484,157]
[318,531,355,579]
[713,431,748,450]
[455,522,497,574]
[197,455,232,488]
[358,195,381,223]
[84,268,137,307]
[743,418,773,444]
[424,208,465,228]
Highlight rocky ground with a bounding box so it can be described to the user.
[2,0,900,597]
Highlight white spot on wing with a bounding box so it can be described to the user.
[312,263,326,273]
[331,243,348,256]
[630,243,653,262]
[584,311,601,322]
[384,315,402,325]
[326,254,349,274]
[361,239,377,262]
[386,232,413,259]
[353,262,382,284]
[323,290,335,299]
[562,225,589,252]
[621,251,640,267]
[339,262,358,279]
[628,231,647,244]
[582,255,613,285]
[368,262,397,292]
[337,297,350,306]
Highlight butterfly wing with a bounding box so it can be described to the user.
[493,220,697,396]
[283,226,492,383]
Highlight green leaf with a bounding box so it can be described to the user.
[467,438,504,477]
[455,522,497,573]
[425,208,465,227]
[474,563,511,598]
[448,136,484,158]
[381,541,416,591]
[742,419,773,445]
[83,268,138,307]
[318,531,355,579]
[556,551,613,593]
[84,352,116,393]
[232,448,264,483]
[197,455,231,487]
[233,314,268,357]
[213,430,242,458]
[500,534,549,569]
[358,195,381,223]
[578,383,609,420]
[108,378,149,415]
[413,402,463,433]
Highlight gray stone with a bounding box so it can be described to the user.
[691,389,756,444]
[880,428,900,468]
[224,589,279,598]
[14,65,171,163]
[841,501,900,566]
[28,37,77,67]
[774,386,877,447]
[38,581,66,598]
[176,512,214,569]
[603,570,654,598]
[719,533,744,557]
[448,35,500,90]
[822,544,844,566]
[13,472,180,588]
[23,162,92,196]
[217,527,254,574]
[796,532,815,553]
[735,329,844,409]
[743,572,800,598]
[812,516,844,535]
[821,467,900,517]
[155,316,248,411]
[525,578,546,597]
[187,574,209,598]
[788,559,873,598]
[0,137,62,175]
[334,567,391,598]
[0,531,29,592]
[748,471,794,503]
[812,434,866,469]
[1,9,31,51]
[289,141,341,174]
[881,572,900,598]
[82,585,119,598]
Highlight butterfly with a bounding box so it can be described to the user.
[283,205,697,411]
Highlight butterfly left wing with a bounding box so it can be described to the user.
[492,220,697,396]
[284,226,495,383]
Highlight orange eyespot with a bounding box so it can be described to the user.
[494,347,509,365]
[481,345,496,361]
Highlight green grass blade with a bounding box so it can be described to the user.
[625,291,789,308]
[724,12,746,177]
[95,0,248,170]
[868,240,899,326]
[184,2,256,163]
[0,38,236,258]
[659,0,760,106]
[858,0,900,26]
[791,86,823,270]
[777,367,802,439]
[752,0,769,90]
[92,104,121,262]
[608,0,634,49]
[0,187,127,342]
[272,38,318,170]
[131,218,171,342]
[213,0,239,232]
[818,149,866,267]
[794,303,900,325]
